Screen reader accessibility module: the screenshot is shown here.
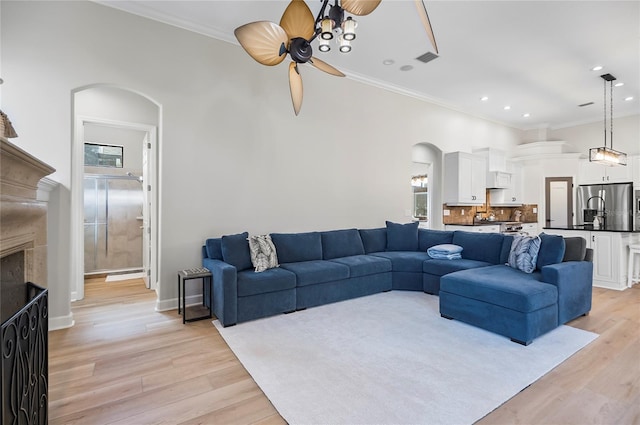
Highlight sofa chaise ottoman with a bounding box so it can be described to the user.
[439,234,594,345]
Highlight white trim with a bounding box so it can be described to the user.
[155,293,203,312]
[48,314,75,331]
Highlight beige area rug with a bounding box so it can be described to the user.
[214,291,597,425]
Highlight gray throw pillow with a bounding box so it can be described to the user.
[248,234,279,272]
[507,235,541,274]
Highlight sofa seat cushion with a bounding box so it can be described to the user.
[237,267,297,297]
[440,265,556,313]
[280,260,350,287]
[371,251,431,272]
[423,258,493,276]
[329,255,392,278]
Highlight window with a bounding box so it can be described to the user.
[411,174,428,220]
[84,143,123,168]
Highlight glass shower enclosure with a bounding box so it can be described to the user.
[84,174,143,274]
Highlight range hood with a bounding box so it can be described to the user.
[486,171,512,189]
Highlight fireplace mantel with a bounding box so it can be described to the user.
[1,137,56,286]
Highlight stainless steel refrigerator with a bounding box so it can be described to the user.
[576,182,634,231]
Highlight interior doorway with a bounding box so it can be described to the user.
[71,85,160,301]
[82,123,147,280]
[545,177,573,228]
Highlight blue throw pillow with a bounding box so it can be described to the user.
[536,233,566,270]
[221,232,253,271]
[385,221,419,251]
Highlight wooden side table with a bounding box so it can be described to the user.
[177,267,212,324]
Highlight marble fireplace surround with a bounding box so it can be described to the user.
[1,137,55,320]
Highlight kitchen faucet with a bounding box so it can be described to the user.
[586,195,606,221]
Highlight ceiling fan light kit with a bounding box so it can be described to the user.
[234,0,438,115]
[589,73,627,166]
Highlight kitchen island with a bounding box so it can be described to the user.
[544,226,640,290]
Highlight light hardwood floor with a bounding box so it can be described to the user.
[49,277,640,424]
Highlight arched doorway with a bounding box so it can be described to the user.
[70,84,161,301]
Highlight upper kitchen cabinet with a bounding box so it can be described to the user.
[444,152,486,206]
[474,147,511,189]
[489,161,523,206]
[578,159,634,184]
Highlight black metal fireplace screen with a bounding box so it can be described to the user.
[1,282,48,425]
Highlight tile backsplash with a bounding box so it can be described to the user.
[443,191,538,224]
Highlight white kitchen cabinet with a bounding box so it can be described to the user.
[521,223,538,235]
[444,152,486,206]
[445,224,500,233]
[578,159,634,184]
[544,229,640,290]
[489,161,523,206]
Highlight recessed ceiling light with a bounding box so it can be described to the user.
[591,65,603,71]
[503,106,511,110]
[625,96,634,101]
[400,65,413,71]
[382,59,394,65]
[522,113,530,118]
[480,96,489,101]
[615,82,624,87]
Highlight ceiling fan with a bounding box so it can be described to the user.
[234,0,438,115]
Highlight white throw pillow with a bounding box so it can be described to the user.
[248,234,279,272]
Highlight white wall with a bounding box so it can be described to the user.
[523,114,640,156]
[1,1,523,323]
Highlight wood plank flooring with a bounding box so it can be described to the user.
[49,277,640,424]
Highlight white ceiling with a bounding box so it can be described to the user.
[98,0,639,130]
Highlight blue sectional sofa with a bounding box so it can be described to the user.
[202,222,593,345]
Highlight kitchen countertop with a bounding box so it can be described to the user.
[447,221,537,226]
[543,225,640,233]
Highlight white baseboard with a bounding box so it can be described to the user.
[155,294,203,312]
[49,313,75,331]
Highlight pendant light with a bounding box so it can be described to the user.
[589,73,627,166]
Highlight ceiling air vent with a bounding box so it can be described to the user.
[415,52,439,64]
[578,102,594,107]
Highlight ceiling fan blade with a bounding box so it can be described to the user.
[309,57,345,77]
[280,0,315,41]
[341,0,382,16]
[289,62,303,116]
[234,21,288,66]
[414,0,439,54]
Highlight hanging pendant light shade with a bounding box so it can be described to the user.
[589,73,627,166]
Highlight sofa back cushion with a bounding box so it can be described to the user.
[452,231,505,264]
[359,228,387,253]
[271,232,322,263]
[536,233,566,269]
[321,229,365,260]
[418,229,454,251]
[499,234,514,264]
[563,237,587,262]
[386,221,419,251]
[205,238,223,260]
[221,232,252,271]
